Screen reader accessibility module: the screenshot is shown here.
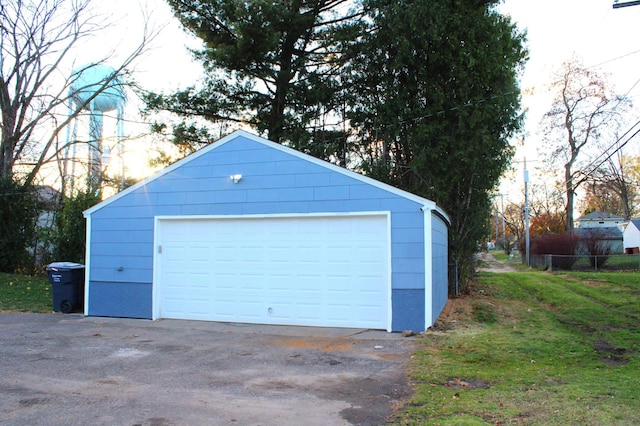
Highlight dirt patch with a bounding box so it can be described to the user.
[444,377,492,389]
[477,252,518,273]
[584,280,608,288]
[436,297,474,324]
[432,295,507,331]
[594,340,629,366]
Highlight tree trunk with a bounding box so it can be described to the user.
[565,162,574,231]
[1,132,16,179]
[0,82,16,178]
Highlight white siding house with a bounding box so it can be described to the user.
[576,211,625,229]
[623,219,640,254]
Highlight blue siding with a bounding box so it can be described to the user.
[431,212,449,325]
[392,289,425,331]
[88,281,151,318]
[393,273,425,290]
[391,242,423,258]
[87,133,448,331]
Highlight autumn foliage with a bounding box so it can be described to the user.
[529,213,565,237]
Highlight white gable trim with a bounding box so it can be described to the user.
[84,130,449,223]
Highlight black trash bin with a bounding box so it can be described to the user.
[46,262,85,313]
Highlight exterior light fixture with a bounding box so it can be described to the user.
[230,174,242,183]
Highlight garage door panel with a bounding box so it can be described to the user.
[157,215,390,329]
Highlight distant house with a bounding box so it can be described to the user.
[33,185,62,267]
[623,219,640,254]
[575,211,625,229]
[574,227,624,254]
[35,185,62,228]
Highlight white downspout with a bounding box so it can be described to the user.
[423,206,433,330]
[83,214,91,316]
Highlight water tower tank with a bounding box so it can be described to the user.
[70,64,126,113]
[66,64,126,194]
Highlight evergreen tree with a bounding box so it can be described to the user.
[145,0,360,158]
[0,178,40,272]
[347,0,527,290]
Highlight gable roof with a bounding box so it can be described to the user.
[577,211,624,221]
[84,130,449,222]
[627,219,640,231]
[35,185,62,210]
[574,226,623,240]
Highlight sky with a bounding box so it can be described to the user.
[57,0,204,184]
[65,0,640,196]
[497,0,640,200]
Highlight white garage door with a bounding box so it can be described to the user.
[154,214,391,330]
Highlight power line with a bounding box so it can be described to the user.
[547,116,640,199]
[580,119,640,179]
[587,50,640,69]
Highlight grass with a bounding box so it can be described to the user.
[394,270,640,425]
[0,272,52,312]
[490,250,511,261]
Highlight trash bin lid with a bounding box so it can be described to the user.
[47,262,85,271]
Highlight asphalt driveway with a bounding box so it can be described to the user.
[0,313,415,425]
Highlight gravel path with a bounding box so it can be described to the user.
[477,251,518,273]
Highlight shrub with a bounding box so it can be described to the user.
[578,228,612,268]
[51,191,100,263]
[0,178,40,273]
[530,232,579,270]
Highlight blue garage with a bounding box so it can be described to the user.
[83,130,449,331]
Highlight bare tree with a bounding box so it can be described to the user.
[503,201,525,245]
[540,57,630,231]
[578,228,612,269]
[529,179,566,222]
[580,151,640,220]
[0,0,153,186]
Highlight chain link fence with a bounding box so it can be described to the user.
[530,254,640,272]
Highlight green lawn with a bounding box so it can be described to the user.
[393,270,640,425]
[0,272,52,312]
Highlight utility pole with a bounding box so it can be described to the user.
[524,158,530,267]
[493,193,507,243]
[501,193,506,247]
[512,157,536,266]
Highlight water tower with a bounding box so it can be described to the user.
[65,64,126,194]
